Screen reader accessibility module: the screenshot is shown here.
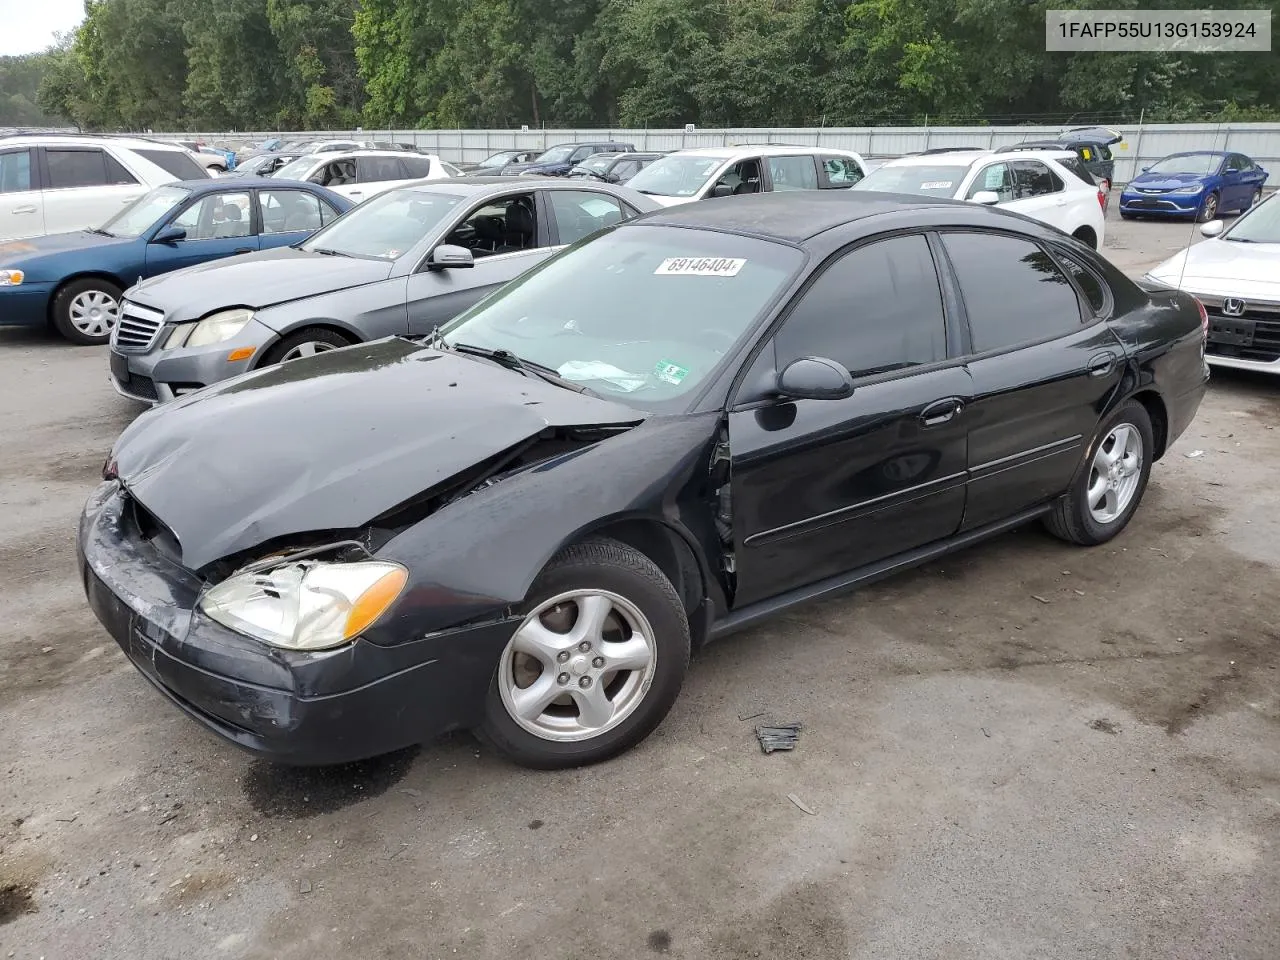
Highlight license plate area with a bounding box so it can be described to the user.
[1209,317,1255,347]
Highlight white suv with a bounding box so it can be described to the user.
[853,147,1107,247]
[269,149,452,203]
[624,144,869,206]
[0,135,209,241]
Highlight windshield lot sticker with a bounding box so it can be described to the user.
[654,257,745,277]
[654,360,690,385]
[557,360,648,392]
[920,180,953,190]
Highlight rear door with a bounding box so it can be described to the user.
[728,232,971,605]
[1005,160,1071,231]
[353,155,414,201]
[143,189,260,276]
[0,147,44,241]
[764,155,820,193]
[40,146,146,233]
[256,188,342,249]
[939,230,1125,529]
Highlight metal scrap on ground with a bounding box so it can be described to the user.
[756,722,803,754]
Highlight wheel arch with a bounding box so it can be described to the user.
[1071,225,1098,249]
[249,318,362,368]
[1129,388,1169,461]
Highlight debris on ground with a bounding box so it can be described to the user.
[1032,595,1051,604]
[787,793,816,815]
[1185,450,1205,459]
[756,722,802,754]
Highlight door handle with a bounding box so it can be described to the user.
[233,247,252,254]
[919,397,964,427]
[1087,351,1117,377]
[10,205,37,214]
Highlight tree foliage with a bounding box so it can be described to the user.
[24,0,1280,130]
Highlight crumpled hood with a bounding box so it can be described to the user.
[126,246,392,321]
[112,337,645,570]
[1128,172,1210,191]
[1148,239,1280,299]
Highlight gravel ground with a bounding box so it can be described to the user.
[2,206,1277,960]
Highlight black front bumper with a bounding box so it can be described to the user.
[78,483,517,766]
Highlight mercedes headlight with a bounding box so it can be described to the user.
[184,308,255,348]
[1172,184,1204,194]
[200,559,408,650]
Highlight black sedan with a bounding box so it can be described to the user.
[79,192,1209,769]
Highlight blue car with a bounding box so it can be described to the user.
[0,178,351,344]
[1120,150,1269,222]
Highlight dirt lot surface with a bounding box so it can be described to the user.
[2,207,1277,960]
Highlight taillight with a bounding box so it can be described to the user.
[1193,296,1208,340]
[1097,189,1106,210]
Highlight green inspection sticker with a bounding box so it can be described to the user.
[654,360,689,385]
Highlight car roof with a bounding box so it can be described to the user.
[884,148,1075,168]
[667,144,860,160]
[1161,150,1231,157]
[400,176,634,197]
[296,149,439,162]
[0,133,188,151]
[634,190,961,243]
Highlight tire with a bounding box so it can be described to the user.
[1043,400,1154,547]
[1072,228,1097,250]
[261,327,352,366]
[478,538,691,769]
[1246,187,1263,211]
[50,277,122,345]
[1197,191,1219,223]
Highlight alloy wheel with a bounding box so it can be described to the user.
[1087,424,1143,524]
[68,290,120,339]
[280,340,339,362]
[498,589,658,742]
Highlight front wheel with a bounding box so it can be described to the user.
[1197,191,1219,223]
[261,327,351,366]
[1043,400,1154,546]
[479,539,691,768]
[51,277,122,345]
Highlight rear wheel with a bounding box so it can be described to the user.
[261,327,351,365]
[479,539,691,768]
[1197,191,1219,223]
[1246,187,1263,211]
[1043,400,1153,546]
[51,277,122,345]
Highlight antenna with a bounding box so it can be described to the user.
[1174,120,1226,296]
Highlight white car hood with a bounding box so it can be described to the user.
[1148,238,1280,300]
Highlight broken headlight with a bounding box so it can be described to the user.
[200,559,407,651]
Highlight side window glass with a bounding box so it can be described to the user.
[767,156,819,192]
[320,200,341,224]
[105,154,138,185]
[444,193,537,257]
[713,159,762,196]
[172,192,252,240]
[1012,161,1062,198]
[774,234,946,379]
[549,190,626,245]
[0,149,33,194]
[1053,248,1107,316]
[320,160,355,186]
[1079,145,1094,162]
[401,156,433,178]
[357,156,406,182]
[967,163,1014,202]
[1100,144,1113,161]
[822,156,863,187]
[942,233,1083,352]
[260,189,324,235]
[46,149,109,189]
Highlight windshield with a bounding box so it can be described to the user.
[235,155,270,174]
[98,185,191,238]
[1224,194,1280,243]
[625,155,724,197]
[441,225,802,409]
[300,189,461,260]
[574,157,614,174]
[1147,154,1221,176]
[479,152,516,168]
[273,155,321,180]
[851,164,968,197]
[535,146,575,164]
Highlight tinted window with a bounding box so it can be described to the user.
[400,156,433,178]
[260,189,326,235]
[767,155,819,191]
[1099,144,1113,161]
[1053,249,1107,315]
[0,149,33,194]
[357,156,406,182]
[942,233,1082,352]
[135,149,207,180]
[569,147,596,163]
[549,190,626,244]
[776,234,946,378]
[966,163,1015,201]
[1057,156,1094,185]
[172,192,252,240]
[1011,161,1063,198]
[46,149,109,189]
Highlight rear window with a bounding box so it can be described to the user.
[1057,156,1095,185]
[135,149,209,181]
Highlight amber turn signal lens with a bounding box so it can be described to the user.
[344,567,409,639]
[227,347,256,362]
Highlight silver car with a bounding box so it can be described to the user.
[1145,190,1280,374]
[108,178,660,403]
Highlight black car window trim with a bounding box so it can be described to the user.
[931,226,1096,364]
[1044,242,1114,321]
[726,228,959,412]
[39,146,111,191]
[411,190,545,273]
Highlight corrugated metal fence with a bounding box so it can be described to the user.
[157,123,1280,186]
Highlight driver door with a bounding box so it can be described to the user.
[704,158,762,199]
[404,191,554,334]
[727,233,971,606]
[144,190,260,276]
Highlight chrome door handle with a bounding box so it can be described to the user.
[11,205,37,214]
[1087,351,1117,377]
[919,397,964,427]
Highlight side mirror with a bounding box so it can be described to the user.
[427,244,474,270]
[777,357,855,401]
[711,183,734,199]
[1200,219,1225,238]
[152,225,187,244]
[970,190,1000,205]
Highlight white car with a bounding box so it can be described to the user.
[0,135,209,241]
[624,145,869,206]
[1145,191,1280,374]
[269,149,452,203]
[852,147,1107,248]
